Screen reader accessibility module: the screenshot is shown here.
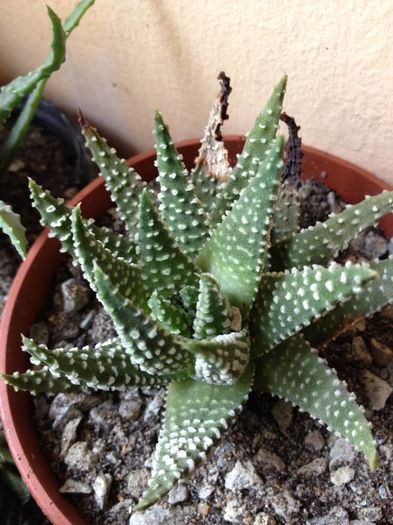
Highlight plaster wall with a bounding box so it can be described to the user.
[0,0,392,182]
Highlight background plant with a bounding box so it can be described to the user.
[0,0,94,258]
[2,75,393,511]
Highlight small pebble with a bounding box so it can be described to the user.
[225,460,263,491]
[119,397,142,420]
[60,416,82,456]
[297,457,328,477]
[362,370,393,410]
[254,513,277,525]
[362,230,388,259]
[369,338,393,367]
[61,278,90,313]
[93,473,112,510]
[304,429,325,451]
[351,336,373,367]
[197,503,210,516]
[64,441,94,471]
[256,447,286,472]
[128,469,149,499]
[129,506,172,525]
[306,506,349,525]
[329,438,355,469]
[167,483,189,505]
[271,399,293,433]
[270,489,300,520]
[330,465,355,486]
[59,479,92,494]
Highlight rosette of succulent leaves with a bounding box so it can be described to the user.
[3,75,393,511]
[0,0,94,258]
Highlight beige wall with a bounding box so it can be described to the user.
[1,0,393,182]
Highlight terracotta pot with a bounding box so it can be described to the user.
[0,138,392,525]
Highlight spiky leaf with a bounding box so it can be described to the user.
[271,186,300,244]
[148,291,193,336]
[0,200,27,257]
[303,257,393,346]
[62,0,95,35]
[137,190,199,294]
[29,179,136,261]
[0,8,66,129]
[1,367,88,395]
[197,137,284,307]
[193,273,232,338]
[93,264,194,377]
[80,115,145,238]
[272,191,393,270]
[209,76,287,227]
[135,364,254,510]
[154,111,208,256]
[71,207,148,310]
[185,330,250,385]
[179,285,199,312]
[21,336,169,390]
[251,262,377,357]
[255,335,377,468]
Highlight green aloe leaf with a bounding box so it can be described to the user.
[0,200,27,258]
[134,364,254,510]
[272,191,393,270]
[148,290,193,337]
[137,190,199,294]
[255,335,377,469]
[251,261,377,357]
[209,76,287,227]
[271,186,300,244]
[0,7,66,130]
[154,111,209,256]
[80,114,145,239]
[29,179,136,261]
[197,137,284,307]
[193,273,232,338]
[303,257,393,346]
[22,336,169,390]
[93,264,194,377]
[63,0,95,35]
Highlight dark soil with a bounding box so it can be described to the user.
[29,180,393,525]
[0,118,95,525]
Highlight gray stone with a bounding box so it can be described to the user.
[143,391,165,421]
[351,336,373,367]
[198,483,215,500]
[362,230,388,259]
[64,441,94,471]
[128,469,149,499]
[297,457,328,477]
[307,506,349,525]
[357,506,382,522]
[129,506,172,525]
[369,338,393,367]
[329,438,355,469]
[304,429,325,451]
[223,499,246,523]
[93,473,112,510]
[225,460,263,491]
[29,321,49,345]
[330,465,355,485]
[271,399,293,433]
[254,513,277,525]
[59,479,92,494]
[167,483,189,505]
[270,489,300,520]
[119,390,143,420]
[362,370,393,410]
[80,309,96,330]
[256,447,286,471]
[61,278,90,313]
[60,416,82,456]
[49,392,99,429]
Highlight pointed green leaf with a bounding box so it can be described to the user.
[272,191,393,270]
[62,0,95,35]
[21,336,168,390]
[80,115,145,238]
[184,330,250,385]
[0,200,27,258]
[179,285,199,312]
[197,137,284,307]
[71,207,149,311]
[303,257,393,346]
[148,290,193,336]
[137,189,199,294]
[1,367,88,395]
[29,179,136,261]
[209,76,287,227]
[0,8,66,130]
[251,261,377,357]
[271,186,300,244]
[193,273,232,339]
[255,335,377,468]
[154,111,209,256]
[93,264,194,377]
[135,364,254,510]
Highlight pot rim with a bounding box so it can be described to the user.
[0,138,392,525]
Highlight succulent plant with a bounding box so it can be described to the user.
[0,0,94,257]
[3,75,393,512]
